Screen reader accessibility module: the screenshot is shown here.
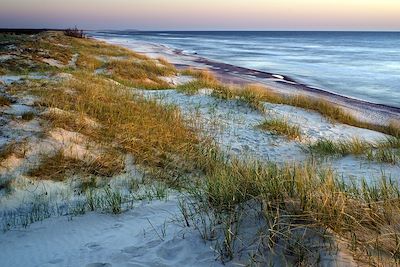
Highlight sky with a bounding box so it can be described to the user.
[0,0,399,31]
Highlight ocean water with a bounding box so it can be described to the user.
[93,31,400,108]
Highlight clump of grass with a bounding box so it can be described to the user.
[258,117,301,140]
[177,69,221,94]
[0,140,28,162]
[369,148,398,164]
[307,137,400,164]
[28,150,124,181]
[307,138,371,157]
[0,67,7,75]
[105,59,176,89]
[75,53,103,71]
[42,109,97,138]
[21,111,35,121]
[0,95,11,106]
[211,85,266,112]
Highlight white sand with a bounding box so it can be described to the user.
[0,196,223,267]
[140,89,399,183]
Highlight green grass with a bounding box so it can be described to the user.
[307,137,400,164]
[258,117,301,140]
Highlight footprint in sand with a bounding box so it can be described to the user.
[121,246,148,257]
[122,240,161,258]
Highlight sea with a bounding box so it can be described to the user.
[92,31,400,108]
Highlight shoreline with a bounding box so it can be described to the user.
[92,34,400,125]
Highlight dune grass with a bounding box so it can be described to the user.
[34,72,206,184]
[105,59,176,89]
[28,149,124,181]
[178,69,400,137]
[307,137,400,164]
[258,117,301,140]
[0,140,29,164]
[3,31,400,264]
[186,151,400,265]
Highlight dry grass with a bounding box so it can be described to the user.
[21,111,35,121]
[0,140,28,163]
[28,150,124,181]
[258,117,301,140]
[105,59,175,89]
[4,31,400,264]
[179,70,400,136]
[194,153,400,265]
[36,72,204,184]
[0,95,12,106]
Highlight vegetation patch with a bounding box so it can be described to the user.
[0,95,12,106]
[307,137,400,164]
[179,69,400,136]
[258,117,301,140]
[28,150,124,181]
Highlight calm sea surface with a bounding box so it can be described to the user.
[93,31,400,108]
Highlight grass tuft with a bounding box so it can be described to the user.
[28,150,124,181]
[0,95,12,106]
[21,111,35,121]
[258,117,301,140]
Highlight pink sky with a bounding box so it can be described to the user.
[1,0,399,30]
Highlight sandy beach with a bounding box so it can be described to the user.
[0,31,399,266]
[93,34,400,125]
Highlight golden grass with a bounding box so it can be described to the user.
[28,150,124,181]
[197,154,400,265]
[36,72,204,183]
[258,117,301,140]
[4,32,400,264]
[105,59,176,89]
[0,140,28,162]
[179,69,400,136]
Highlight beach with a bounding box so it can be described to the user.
[92,32,400,125]
[1,31,400,266]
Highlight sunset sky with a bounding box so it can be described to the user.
[1,0,399,30]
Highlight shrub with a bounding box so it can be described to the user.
[64,27,85,38]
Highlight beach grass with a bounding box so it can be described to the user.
[187,152,400,265]
[307,137,400,164]
[258,117,301,140]
[2,31,400,265]
[28,149,124,181]
[34,72,205,184]
[179,70,400,137]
